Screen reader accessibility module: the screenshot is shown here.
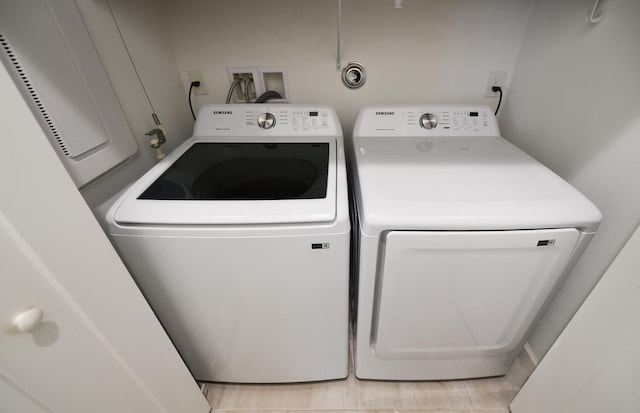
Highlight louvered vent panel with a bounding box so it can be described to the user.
[0,30,71,157]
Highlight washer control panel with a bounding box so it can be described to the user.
[193,104,339,136]
[354,105,499,137]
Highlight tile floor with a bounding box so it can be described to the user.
[203,332,522,413]
[203,371,519,413]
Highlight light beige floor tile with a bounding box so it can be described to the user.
[462,376,519,409]
[342,373,360,408]
[405,380,473,410]
[205,383,257,410]
[470,409,511,413]
[356,379,471,410]
[205,376,517,412]
[212,409,470,413]
[251,376,358,410]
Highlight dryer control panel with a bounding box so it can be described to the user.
[193,104,340,137]
[354,105,500,137]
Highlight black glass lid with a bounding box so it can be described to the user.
[139,142,329,200]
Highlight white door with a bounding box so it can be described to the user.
[0,62,209,413]
[510,224,640,412]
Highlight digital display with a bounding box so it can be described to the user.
[309,111,318,116]
[469,112,479,117]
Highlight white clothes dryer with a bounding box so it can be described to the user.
[107,104,350,383]
[350,105,601,380]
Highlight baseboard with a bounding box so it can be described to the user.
[506,343,539,388]
[523,342,539,367]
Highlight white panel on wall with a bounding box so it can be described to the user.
[0,0,138,189]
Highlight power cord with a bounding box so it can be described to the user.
[492,86,503,116]
[189,81,200,120]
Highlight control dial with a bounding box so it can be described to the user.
[419,113,438,129]
[257,113,276,129]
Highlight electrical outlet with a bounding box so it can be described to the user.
[187,70,208,95]
[484,71,507,97]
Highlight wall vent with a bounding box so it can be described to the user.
[0,0,138,190]
[0,30,71,157]
[77,157,130,193]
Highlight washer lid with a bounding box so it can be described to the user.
[112,136,337,225]
[352,135,601,234]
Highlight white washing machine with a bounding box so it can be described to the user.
[107,104,350,383]
[350,105,601,380]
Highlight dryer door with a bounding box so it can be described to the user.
[373,229,580,360]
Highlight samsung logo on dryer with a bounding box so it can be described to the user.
[376,111,395,116]
[213,111,233,115]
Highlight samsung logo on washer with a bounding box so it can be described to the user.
[213,111,233,115]
[376,111,395,116]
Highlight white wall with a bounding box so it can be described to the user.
[167,0,534,134]
[500,0,640,358]
[76,0,194,217]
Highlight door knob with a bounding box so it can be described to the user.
[14,308,44,332]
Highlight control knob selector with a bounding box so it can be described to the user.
[419,113,438,129]
[257,113,276,129]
